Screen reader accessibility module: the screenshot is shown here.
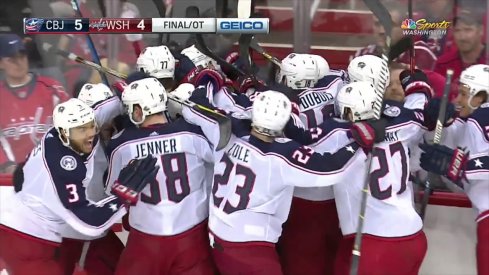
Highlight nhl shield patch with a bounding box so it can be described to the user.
[60,155,77,171]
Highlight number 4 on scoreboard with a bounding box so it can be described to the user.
[138,19,145,30]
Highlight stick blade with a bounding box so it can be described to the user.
[363,0,392,39]
[388,36,413,62]
[192,105,232,150]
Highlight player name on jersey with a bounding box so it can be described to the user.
[24,18,269,34]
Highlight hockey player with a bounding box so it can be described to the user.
[0,98,158,274]
[419,64,489,275]
[348,54,390,88]
[285,81,428,275]
[136,45,176,91]
[277,53,346,274]
[78,82,116,142]
[56,83,125,275]
[180,89,384,275]
[105,78,216,275]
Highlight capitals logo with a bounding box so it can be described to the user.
[25,18,44,32]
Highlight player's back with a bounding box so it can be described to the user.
[298,75,343,129]
[106,119,214,236]
[1,128,124,242]
[334,106,426,237]
[209,133,358,243]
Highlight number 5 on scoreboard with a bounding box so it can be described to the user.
[75,19,82,30]
[138,19,145,30]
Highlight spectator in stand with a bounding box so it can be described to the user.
[0,34,69,173]
[397,41,448,98]
[434,8,486,101]
[350,1,406,60]
[417,0,457,57]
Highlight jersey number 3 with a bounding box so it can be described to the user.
[212,154,256,214]
[141,153,190,205]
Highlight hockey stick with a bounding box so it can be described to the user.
[249,37,282,67]
[151,0,166,45]
[73,241,90,275]
[186,6,247,78]
[29,107,43,146]
[70,0,110,87]
[250,34,410,69]
[350,1,391,274]
[388,36,413,63]
[418,69,454,220]
[43,43,128,80]
[44,43,232,150]
[0,128,15,164]
[408,0,415,72]
[237,0,255,77]
[216,0,228,18]
[487,0,489,65]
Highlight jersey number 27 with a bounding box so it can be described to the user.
[369,142,408,200]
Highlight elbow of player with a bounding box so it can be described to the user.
[64,208,126,237]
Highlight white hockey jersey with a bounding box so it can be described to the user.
[460,105,489,221]
[0,97,125,243]
[293,75,345,201]
[105,118,216,236]
[181,106,362,243]
[345,106,425,237]
[287,106,426,237]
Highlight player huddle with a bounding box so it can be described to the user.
[0,42,488,275]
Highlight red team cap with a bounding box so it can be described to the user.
[397,41,438,71]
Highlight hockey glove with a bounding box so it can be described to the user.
[419,143,468,183]
[111,155,159,205]
[174,53,198,83]
[192,68,233,91]
[235,75,266,95]
[111,81,127,99]
[350,119,386,150]
[400,69,434,98]
[423,98,458,131]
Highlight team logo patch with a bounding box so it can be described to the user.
[231,111,251,120]
[60,155,77,171]
[383,106,401,117]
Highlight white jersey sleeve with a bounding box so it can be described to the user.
[0,129,126,243]
[181,105,228,153]
[92,96,124,127]
[298,75,342,129]
[333,106,425,237]
[209,134,362,243]
[105,119,214,236]
[460,106,489,218]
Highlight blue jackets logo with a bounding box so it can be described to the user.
[216,18,269,34]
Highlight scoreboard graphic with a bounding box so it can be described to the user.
[23,18,269,34]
